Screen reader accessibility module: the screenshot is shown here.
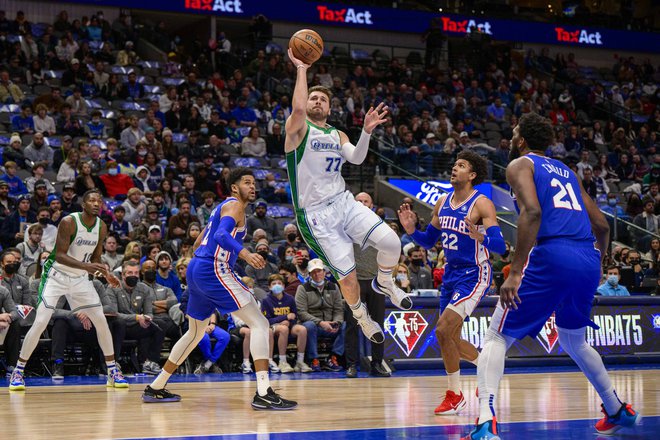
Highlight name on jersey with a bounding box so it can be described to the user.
[541,163,570,178]
[74,237,97,247]
[311,140,341,151]
[438,215,468,234]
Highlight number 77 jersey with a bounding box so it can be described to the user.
[518,154,595,242]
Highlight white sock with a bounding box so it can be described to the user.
[150,370,172,390]
[243,358,250,365]
[350,302,366,319]
[377,267,394,286]
[15,360,27,373]
[203,360,213,369]
[256,370,270,396]
[297,352,305,364]
[447,370,460,393]
[105,360,116,374]
[477,329,512,423]
[268,358,274,363]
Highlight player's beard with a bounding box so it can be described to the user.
[307,107,327,122]
[509,144,521,162]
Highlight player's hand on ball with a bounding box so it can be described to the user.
[287,48,310,70]
[464,217,484,242]
[499,273,522,310]
[397,204,417,233]
[363,102,389,134]
[87,262,107,276]
[245,252,266,269]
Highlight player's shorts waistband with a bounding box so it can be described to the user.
[536,237,597,247]
[51,267,89,280]
[295,191,347,214]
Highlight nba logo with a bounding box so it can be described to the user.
[385,311,428,356]
[536,312,559,353]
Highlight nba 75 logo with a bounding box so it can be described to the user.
[385,311,428,356]
[536,312,559,353]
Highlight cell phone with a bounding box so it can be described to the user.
[331,321,339,329]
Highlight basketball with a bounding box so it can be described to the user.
[289,29,324,65]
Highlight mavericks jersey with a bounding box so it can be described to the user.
[286,120,346,210]
[437,190,489,267]
[522,154,594,242]
[194,197,246,271]
[50,213,101,277]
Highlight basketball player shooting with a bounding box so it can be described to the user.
[9,190,127,391]
[285,48,413,344]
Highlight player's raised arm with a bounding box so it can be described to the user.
[55,216,106,275]
[339,103,389,165]
[398,195,444,249]
[285,48,311,153]
[214,200,266,269]
[575,172,610,260]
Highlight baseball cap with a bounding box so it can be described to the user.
[47,194,60,204]
[147,204,158,213]
[0,181,9,188]
[63,182,75,191]
[148,224,161,233]
[156,250,172,262]
[63,135,73,141]
[460,131,469,138]
[255,239,269,251]
[34,179,47,189]
[71,58,80,65]
[17,194,30,203]
[425,133,436,140]
[308,259,325,272]
[255,199,267,208]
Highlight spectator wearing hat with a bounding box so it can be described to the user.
[1,161,29,197]
[246,239,279,289]
[0,181,16,222]
[60,182,82,214]
[231,97,257,128]
[207,109,226,139]
[110,205,132,243]
[28,180,49,215]
[133,166,157,193]
[420,132,442,176]
[11,103,34,134]
[61,58,85,88]
[47,195,65,226]
[295,258,345,372]
[65,87,88,117]
[24,132,54,169]
[122,187,147,227]
[100,161,135,198]
[4,133,27,169]
[246,199,281,242]
[132,204,163,242]
[25,162,55,194]
[0,195,35,248]
[458,131,473,149]
[154,250,182,301]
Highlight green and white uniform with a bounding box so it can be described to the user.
[286,120,387,279]
[38,213,102,312]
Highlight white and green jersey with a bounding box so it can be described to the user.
[286,120,346,210]
[48,213,101,277]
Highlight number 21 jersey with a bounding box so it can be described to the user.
[523,154,594,242]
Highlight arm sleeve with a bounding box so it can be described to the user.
[410,223,442,249]
[341,130,371,165]
[482,225,506,254]
[213,215,244,256]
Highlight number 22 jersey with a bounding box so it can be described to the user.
[437,190,489,267]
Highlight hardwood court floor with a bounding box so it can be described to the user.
[1,367,657,440]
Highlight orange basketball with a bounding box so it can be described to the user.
[289,29,324,65]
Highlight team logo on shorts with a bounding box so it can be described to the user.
[653,314,660,330]
[536,312,559,354]
[385,311,428,356]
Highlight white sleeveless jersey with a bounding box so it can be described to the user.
[49,213,101,277]
[286,120,346,210]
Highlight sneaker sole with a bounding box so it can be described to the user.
[9,385,25,391]
[108,382,130,388]
[596,413,642,435]
[435,398,467,415]
[251,402,298,411]
[142,395,181,403]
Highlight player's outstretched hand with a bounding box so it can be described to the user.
[87,262,108,276]
[244,252,266,270]
[105,272,120,288]
[363,102,389,134]
[397,203,417,234]
[464,217,484,242]
[499,273,522,310]
[287,48,310,70]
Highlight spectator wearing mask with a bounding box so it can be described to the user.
[246,199,281,242]
[277,224,302,261]
[597,266,630,297]
[154,251,182,301]
[407,246,433,289]
[100,161,135,198]
[106,261,165,375]
[261,274,311,373]
[0,280,21,371]
[295,259,345,372]
[245,239,278,289]
[140,259,180,342]
[28,207,57,250]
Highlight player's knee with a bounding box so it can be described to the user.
[374,228,401,267]
[557,326,587,357]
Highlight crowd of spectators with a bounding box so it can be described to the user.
[0,8,657,378]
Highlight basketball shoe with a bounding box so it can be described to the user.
[294,361,312,373]
[278,360,294,373]
[435,390,467,415]
[142,385,181,403]
[372,278,413,310]
[251,387,297,411]
[9,369,25,391]
[595,403,640,435]
[461,418,500,440]
[354,312,385,343]
[107,368,129,388]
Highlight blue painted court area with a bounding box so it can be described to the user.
[125,417,657,440]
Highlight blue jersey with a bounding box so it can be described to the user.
[523,154,594,242]
[437,189,489,267]
[194,197,246,270]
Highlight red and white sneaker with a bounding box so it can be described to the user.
[434,390,467,415]
[595,403,640,435]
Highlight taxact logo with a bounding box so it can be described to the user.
[184,0,243,13]
[555,27,603,45]
[317,5,373,25]
[440,16,492,35]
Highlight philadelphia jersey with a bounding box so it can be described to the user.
[286,120,346,210]
[523,154,594,242]
[49,213,100,277]
[194,197,246,271]
[437,190,489,267]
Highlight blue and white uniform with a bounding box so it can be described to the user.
[186,197,254,320]
[492,153,601,339]
[438,190,492,318]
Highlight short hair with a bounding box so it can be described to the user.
[407,245,422,257]
[82,189,101,203]
[268,273,285,285]
[28,223,44,235]
[279,262,297,274]
[308,85,332,101]
[35,103,48,113]
[202,191,215,200]
[37,206,50,215]
[122,260,140,270]
[226,167,254,189]
[456,150,488,186]
[606,265,620,274]
[518,112,554,150]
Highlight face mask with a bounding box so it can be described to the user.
[285,255,294,262]
[607,275,619,286]
[395,273,408,282]
[258,250,269,259]
[200,128,209,135]
[310,278,324,287]
[299,259,309,270]
[124,276,139,287]
[138,149,147,157]
[108,168,118,176]
[287,233,297,242]
[4,262,20,275]
[38,217,50,225]
[271,284,284,295]
[143,270,157,283]
[608,198,617,207]
[629,259,640,265]
[411,259,424,266]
